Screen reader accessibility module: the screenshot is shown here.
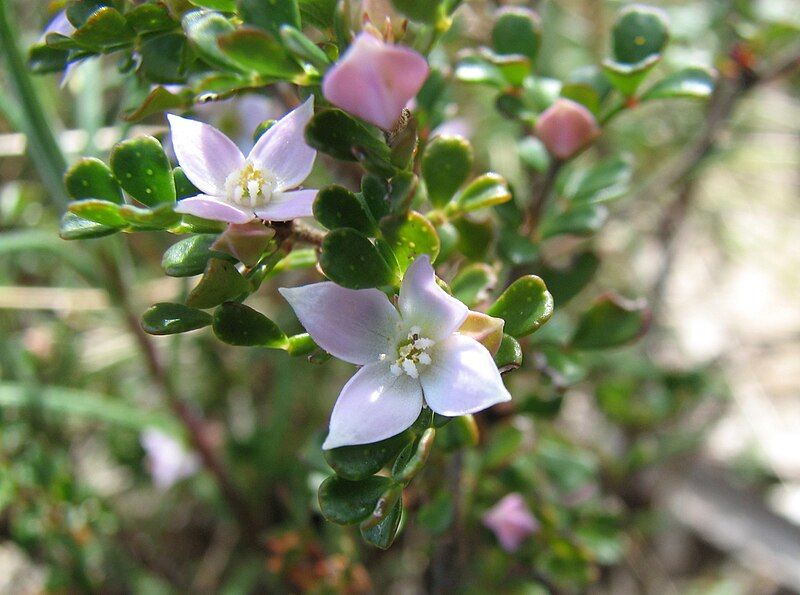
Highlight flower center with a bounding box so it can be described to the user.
[224,161,277,208]
[387,326,434,379]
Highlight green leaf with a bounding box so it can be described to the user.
[126,3,177,33]
[139,31,190,83]
[186,258,251,309]
[239,0,300,38]
[390,0,442,23]
[451,263,496,307]
[189,0,236,10]
[487,275,554,338]
[122,86,191,122]
[59,212,119,240]
[498,231,539,266]
[212,302,288,347]
[183,10,243,72]
[162,234,234,277]
[119,204,181,230]
[561,82,601,115]
[421,136,473,207]
[562,157,632,205]
[325,432,411,481]
[455,55,506,88]
[320,229,398,289]
[313,185,375,234]
[452,173,511,213]
[174,167,200,200]
[361,175,390,221]
[141,302,213,335]
[492,7,542,62]
[417,491,454,535]
[452,217,493,261]
[437,415,478,451]
[110,136,176,206]
[392,428,435,484]
[641,66,715,101]
[318,475,395,525]
[71,6,135,50]
[571,293,650,350]
[518,136,550,172]
[612,5,669,65]
[298,0,337,29]
[64,157,123,204]
[379,211,440,269]
[494,334,523,373]
[217,27,303,78]
[540,204,608,239]
[538,251,599,305]
[279,25,331,72]
[68,199,127,228]
[27,44,69,74]
[361,498,403,549]
[305,109,394,177]
[602,55,660,97]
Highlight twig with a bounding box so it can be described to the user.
[523,160,562,235]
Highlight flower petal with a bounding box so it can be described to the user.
[279,282,401,365]
[174,195,252,224]
[399,255,468,341]
[167,114,245,196]
[421,334,511,416]
[253,189,316,221]
[322,362,423,449]
[322,33,429,130]
[248,96,316,191]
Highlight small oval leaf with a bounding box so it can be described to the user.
[212,302,287,347]
[487,275,554,337]
[141,302,212,335]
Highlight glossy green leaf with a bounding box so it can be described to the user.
[498,231,539,266]
[455,55,506,88]
[393,428,435,484]
[325,432,411,481]
[494,334,523,373]
[361,175,390,221]
[122,86,191,122]
[162,234,233,277]
[571,293,650,350]
[139,31,190,83]
[71,6,135,50]
[380,211,440,269]
[540,204,608,239]
[561,82,601,115]
[361,498,403,549]
[189,0,236,10]
[479,48,531,87]
[174,167,200,200]
[451,263,496,307]
[141,302,213,335]
[212,302,287,347]
[390,0,442,23]
[240,0,301,38]
[538,251,599,305]
[612,5,669,64]
[27,44,69,74]
[452,217,493,261]
[313,185,375,234]
[280,25,331,72]
[320,229,397,289]
[305,109,395,176]
[126,3,177,33]
[641,66,715,101]
[59,212,119,240]
[318,475,395,525]
[217,27,303,77]
[602,55,660,97]
[562,157,632,205]
[183,10,243,72]
[64,157,123,203]
[110,136,176,206]
[186,258,251,309]
[487,275,554,338]
[453,173,511,213]
[421,135,473,207]
[492,7,542,62]
[119,204,181,230]
[68,199,127,228]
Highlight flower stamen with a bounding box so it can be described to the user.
[224,161,277,208]
[390,326,434,379]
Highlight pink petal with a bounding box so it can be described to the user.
[248,96,316,192]
[535,98,600,160]
[482,493,538,552]
[174,195,252,224]
[399,255,468,341]
[322,32,429,130]
[322,362,423,449]
[420,334,511,416]
[167,114,245,196]
[253,189,317,221]
[279,282,401,366]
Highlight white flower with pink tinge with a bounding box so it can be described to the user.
[482,493,539,552]
[280,256,511,450]
[167,96,317,224]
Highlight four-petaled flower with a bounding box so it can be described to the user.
[280,255,511,449]
[482,493,539,552]
[167,97,317,224]
[322,32,429,131]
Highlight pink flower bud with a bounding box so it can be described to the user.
[322,32,429,130]
[534,98,600,160]
[482,493,539,552]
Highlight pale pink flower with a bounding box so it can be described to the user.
[167,97,317,223]
[482,493,539,552]
[141,428,199,490]
[322,32,429,130]
[280,256,511,449]
[535,98,600,160]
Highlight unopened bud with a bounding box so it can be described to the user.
[534,98,600,160]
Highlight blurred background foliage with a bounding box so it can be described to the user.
[0,0,799,592]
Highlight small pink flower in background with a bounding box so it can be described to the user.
[280,255,511,449]
[167,96,317,224]
[535,98,601,160]
[141,428,199,490]
[322,32,429,130]
[482,493,539,552]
